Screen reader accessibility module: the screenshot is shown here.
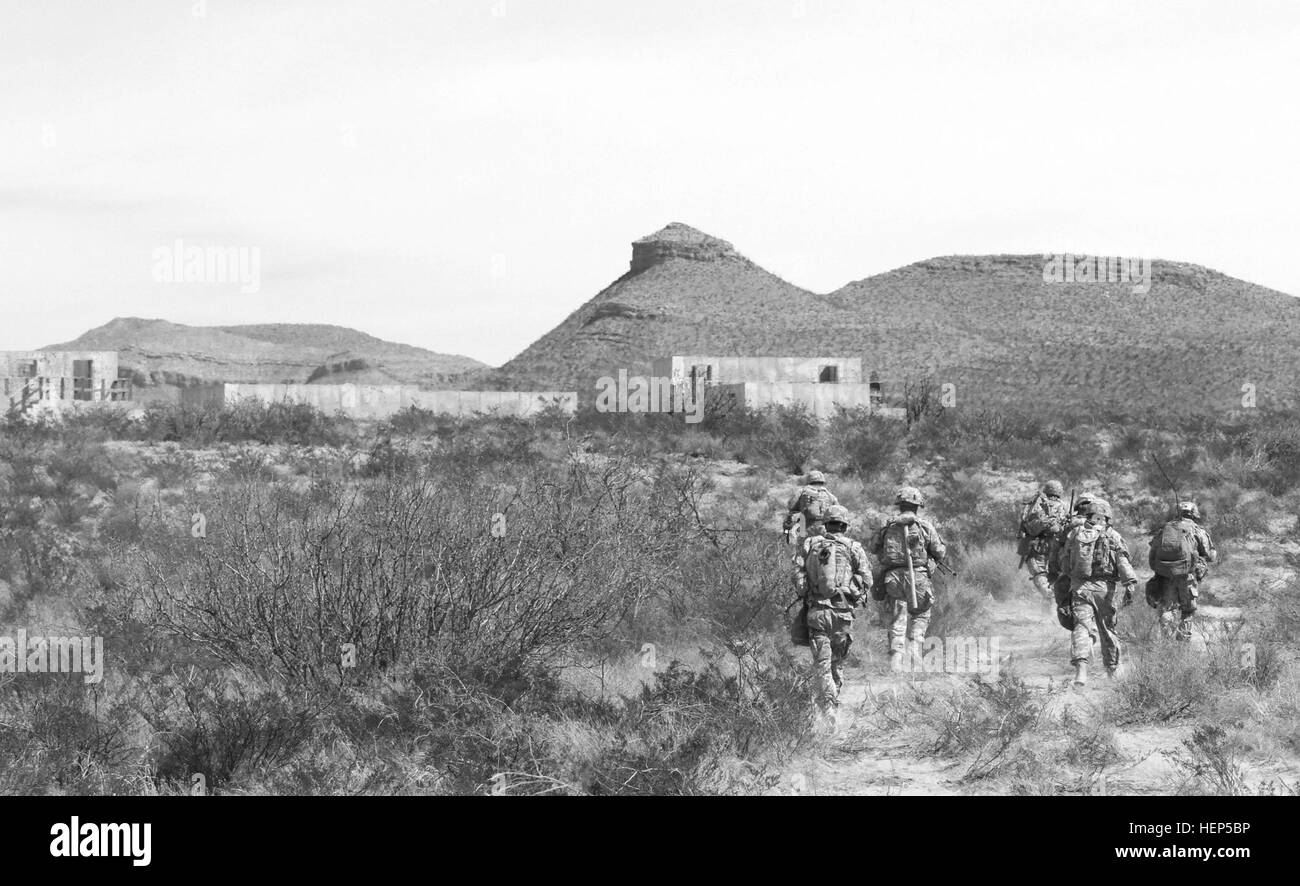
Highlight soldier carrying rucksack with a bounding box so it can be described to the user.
[784,470,839,542]
[790,505,871,716]
[1048,492,1095,630]
[1018,481,1069,614]
[1059,499,1138,686]
[1147,502,1216,641]
[870,486,947,673]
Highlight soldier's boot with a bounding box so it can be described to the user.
[1073,661,1088,686]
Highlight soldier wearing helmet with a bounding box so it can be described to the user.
[1059,498,1138,686]
[1148,500,1216,641]
[783,469,839,542]
[870,486,948,672]
[1048,491,1096,622]
[1018,481,1069,615]
[791,504,870,718]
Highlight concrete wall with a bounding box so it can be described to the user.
[706,382,903,421]
[1,350,122,410]
[178,384,228,410]
[205,383,577,419]
[653,355,864,385]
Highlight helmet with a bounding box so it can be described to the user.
[1177,501,1200,519]
[824,505,850,527]
[1075,492,1095,513]
[1086,499,1112,520]
[1043,480,1064,498]
[894,486,925,507]
[807,470,826,485]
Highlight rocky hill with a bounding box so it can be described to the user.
[44,318,486,391]
[495,223,1300,415]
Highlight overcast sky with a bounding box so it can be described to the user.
[2,0,1297,365]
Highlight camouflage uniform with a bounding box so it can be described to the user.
[1049,493,1095,626]
[784,471,838,540]
[1059,500,1137,684]
[792,505,870,710]
[1148,505,1216,641]
[1022,482,1069,606]
[870,487,947,671]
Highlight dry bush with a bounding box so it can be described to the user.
[103,455,681,688]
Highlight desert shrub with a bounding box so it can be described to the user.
[103,455,690,687]
[1201,483,1272,540]
[1171,723,1250,795]
[129,400,351,447]
[892,672,1043,780]
[136,667,321,791]
[957,542,1023,601]
[827,409,909,480]
[0,675,138,794]
[580,651,814,795]
[1106,641,1210,725]
[927,574,994,637]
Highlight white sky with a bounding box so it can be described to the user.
[1,0,1297,365]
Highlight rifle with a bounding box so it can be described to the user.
[933,558,960,579]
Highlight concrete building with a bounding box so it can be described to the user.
[1,351,131,413]
[651,355,864,387]
[181,383,577,420]
[649,354,898,419]
[706,382,904,420]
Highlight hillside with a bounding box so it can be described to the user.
[496,224,1300,414]
[43,318,487,390]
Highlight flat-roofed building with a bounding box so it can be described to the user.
[1,351,130,413]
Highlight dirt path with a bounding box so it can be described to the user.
[784,575,1295,795]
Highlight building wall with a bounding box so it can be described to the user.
[1,350,122,410]
[706,382,903,420]
[204,383,577,419]
[654,355,864,385]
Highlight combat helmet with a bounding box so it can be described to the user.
[894,486,925,507]
[824,505,850,528]
[807,470,827,485]
[1086,499,1112,521]
[1074,491,1096,514]
[1177,501,1200,519]
[1043,480,1064,498]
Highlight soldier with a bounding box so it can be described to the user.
[1048,492,1094,630]
[1059,499,1138,686]
[1148,501,1217,641]
[871,487,947,673]
[1019,481,1069,614]
[792,505,870,715]
[783,470,839,542]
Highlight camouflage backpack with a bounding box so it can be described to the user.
[801,486,835,525]
[1022,494,1061,538]
[1153,520,1197,579]
[878,515,927,569]
[805,535,855,602]
[1016,493,1041,556]
[1069,524,1112,582]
